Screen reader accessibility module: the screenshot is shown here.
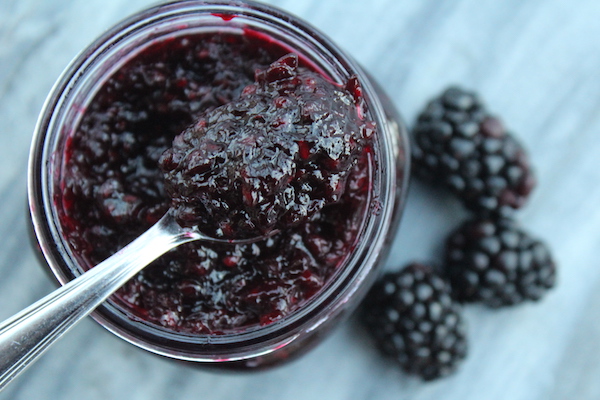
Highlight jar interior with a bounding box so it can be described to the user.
[32,2,396,362]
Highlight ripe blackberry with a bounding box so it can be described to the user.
[412,86,535,216]
[445,217,556,307]
[362,263,468,380]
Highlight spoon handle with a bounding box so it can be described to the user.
[0,214,197,391]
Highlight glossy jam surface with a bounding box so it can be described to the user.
[161,54,370,238]
[58,32,374,334]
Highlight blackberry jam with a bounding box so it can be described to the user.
[63,38,373,333]
[161,53,372,239]
[29,1,409,367]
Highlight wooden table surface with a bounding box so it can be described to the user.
[1,0,600,399]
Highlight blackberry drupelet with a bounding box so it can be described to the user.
[412,86,536,216]
[445,217,556,307]
[362,263,468,380]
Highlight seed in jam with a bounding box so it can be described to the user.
[160,54,367,239]
[59,31,376,334]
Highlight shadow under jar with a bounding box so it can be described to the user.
[28,0,409,369]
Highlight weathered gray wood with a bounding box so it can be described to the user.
[1,0,599,399]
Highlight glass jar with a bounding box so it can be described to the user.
[28,0,409,368]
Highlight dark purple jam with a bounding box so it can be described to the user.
[59,31,375,334]
[160,54,369,238]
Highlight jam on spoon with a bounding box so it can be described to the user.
[160,53,367,239]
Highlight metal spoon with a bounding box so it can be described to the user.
[0,211,270,391]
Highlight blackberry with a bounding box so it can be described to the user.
[412,86,536,216]
[445,217,556,307]
[362,263,468,380]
